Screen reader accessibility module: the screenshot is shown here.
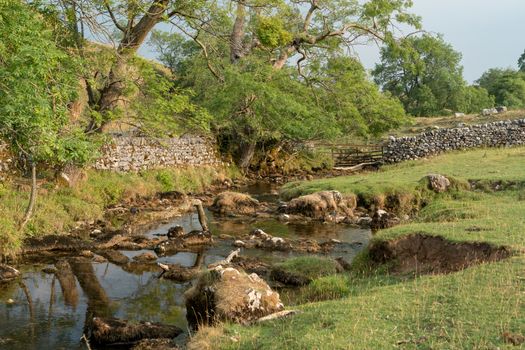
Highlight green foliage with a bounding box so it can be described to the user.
[518,49,525,72]
[314,57,408,137]
[373,34,475,116]
[128,56,212,135]
[455,85,495,113]
[256,16,292,49]
[477,68,525,108]
[0,0,93,167]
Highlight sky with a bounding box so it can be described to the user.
[139,0,525,83]
[356,0,525,83]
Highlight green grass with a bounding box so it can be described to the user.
[194,147,525,349]
[281,147,525,202]
[0,166,238,256]
[274,256,338,280]
[211,257,524,349]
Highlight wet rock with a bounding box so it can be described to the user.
[155,231,212,255]
[210,192,259,216]
[23,235,91,254]
[161,264,199,282]
[270,268,311,286]
[167,225,184,240]
[133,252,157,262]
[0,264,20,283]
[425,174,451,193]
[80,250,94,258]
[99,250,129,265]
[230,256,270,277]
[371,210,400,230]
[89,317,183,347]
[92,254,107,263]
[357,216,373,228]
[233,240,246,248]
[185,267,283,326]
[42,266,58,274]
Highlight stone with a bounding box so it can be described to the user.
[210,192,259,216]
[185,266,284,326]
[0,264,20,283]
[133,252,157,262]
[425,174,451,193]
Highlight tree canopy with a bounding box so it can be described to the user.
[477,68,525,109]
[0,0,92,168]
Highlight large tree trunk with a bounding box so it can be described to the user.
[20,162,37,230]
[230,1,246,63]
[88,0,169,132]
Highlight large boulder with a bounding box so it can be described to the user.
[425,174,451,193]
[0,264,20,283]
[286,191,355,219]
[210,192,259,216]
[185,266,283,326]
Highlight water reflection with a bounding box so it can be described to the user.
[0,186,370,349]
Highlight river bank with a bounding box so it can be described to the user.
[189,146,525,349]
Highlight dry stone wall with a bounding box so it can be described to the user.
[383,118,525,163]
[94,136,222,171]
[0,141,14,180]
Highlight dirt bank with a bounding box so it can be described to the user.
[368,233,511,274]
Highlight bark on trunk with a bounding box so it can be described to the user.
[20,162,37,230]
[230,1,246,63]
[238,141,256,170]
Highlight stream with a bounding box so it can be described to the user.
[0,184,371,349]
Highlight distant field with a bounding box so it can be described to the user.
[391,109,525,137]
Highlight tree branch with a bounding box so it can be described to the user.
[104,1,126,32]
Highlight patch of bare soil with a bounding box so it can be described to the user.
[368,233,510,274]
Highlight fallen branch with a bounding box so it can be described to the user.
[208,248,240,269]
[255,310,300,323]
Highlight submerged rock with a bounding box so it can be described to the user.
[210,192,259,216]
[0,264,20,283]
[185,266,283,326]
[133,252,157,262]
[89,317,183,347]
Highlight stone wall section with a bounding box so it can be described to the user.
[0,142,14,180]
[93,135,222,171]
[383,119,525,163]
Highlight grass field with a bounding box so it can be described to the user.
[191,146,525,349]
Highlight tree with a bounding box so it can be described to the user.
[0,0,92,227]
[518,49,525,72]
[149,0,418,168]
[477,69,525,109]
[47,0,418,134]
[373,34,467,116]
[455,86,494,114]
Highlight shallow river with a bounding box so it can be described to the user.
[0,184,370,349]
